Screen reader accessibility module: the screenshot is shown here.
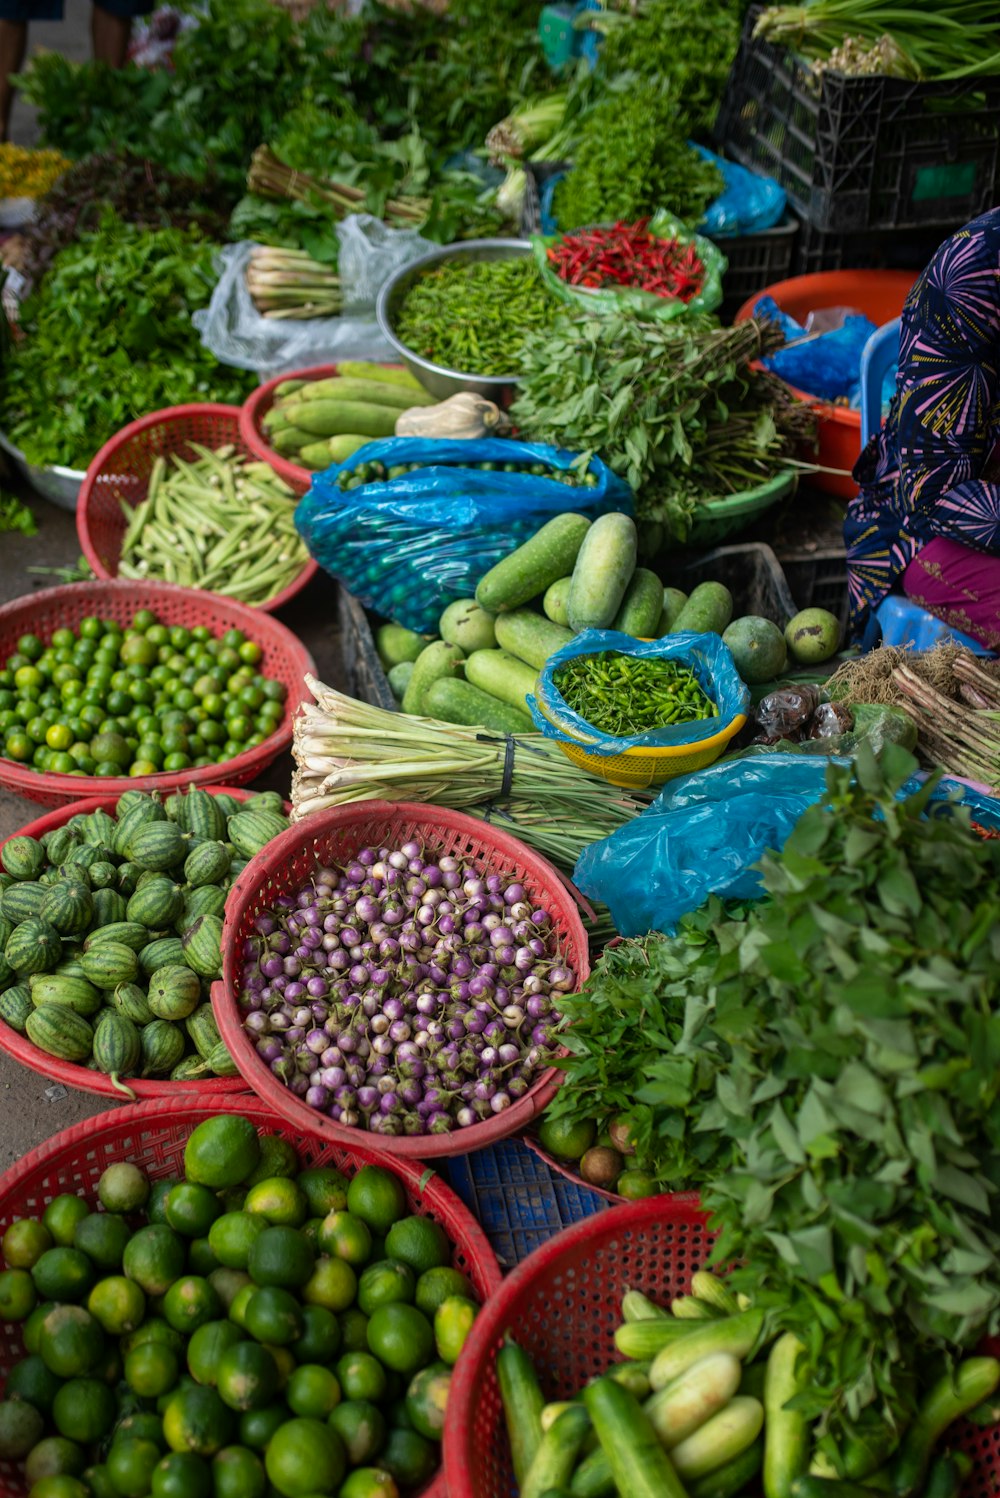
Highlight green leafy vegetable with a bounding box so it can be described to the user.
[0,492,37,535]
[594,0,743,137]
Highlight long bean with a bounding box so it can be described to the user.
[118,445,310,606]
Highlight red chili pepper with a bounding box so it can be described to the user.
[548,221,705,302]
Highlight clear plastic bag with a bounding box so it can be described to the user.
[194,215,434,374]
[691,146,786,237]
[294,438,633,633]
[752,294,878,403]
[527,629,750,755]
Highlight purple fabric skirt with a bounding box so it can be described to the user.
[903,537,1000,651]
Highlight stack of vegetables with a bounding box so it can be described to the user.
[259,365,434,473]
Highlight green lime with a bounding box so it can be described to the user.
[226,1284,256,1331]
[216,1341,280,1413]
[238,1402,288,1452]
[87,1275,146,1335]
[434,1296,478,1365]
[243,1135,299,1187]
[616,1169,660,1200]
[113,1411,166,1450]
[379,1426,436,1489]
[405,1361,451,1440]
[317,1211,372,1266]
[367,1303,434,1377]
[0,1396,43,1458]
[74,1213,130,1273]
[414,1266,475,1318]
[537,1114,597,1162]
[292,1304,341,1366]
[24,1434,86,1483]
[33,1247,94,1303]
[186,1320,244,1388]
[208,1213,266,1271]
[247,1226,314,1290]
[121,1318,185,1360]
[4,1352,62,1414]
[188,1237,220,1278]
[125,1342,179,1399]
[162,1275,221,1335]
[328,1400,386,1467]
[39,1305,105,1378]
[383,1216,450,1276]
[0,1266,36,1320]
[184,1117,260,1190]
[162,1384,235,1457]
[339,1468,400,1498]
[286,1364,341,1421]
[243,1286,303,1347]
[151,1451,212,1498]
[147,1179,182,1226]
[107,1437,162,1498]
[211,1444,267,1498]
[335,1352,387,1404]
[338,1308,369,1353]
[3,1216,52,1268]
[52,1377,116,1443]
[22,1299,54,1355]
[357,1260,415,1317]
[346,1167,406,1236]
[208,1268,251,1313]
[243,1178,307,1227]
[165,1183,223,1239]
[123,1226,186,1296]
[97,1162,149,1214]
[265,1417,345,1498]
[302,1255,357,1313]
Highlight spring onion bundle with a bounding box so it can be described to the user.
[754,0,1000,80]
[245,246,343,320]
[486,91,571,165]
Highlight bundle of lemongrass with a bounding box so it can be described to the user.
[893,651,1000,788]
[246,246,343,320]
[247,146,428,228]
[292,676,654,941]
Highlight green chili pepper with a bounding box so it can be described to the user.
[553,651,718,737]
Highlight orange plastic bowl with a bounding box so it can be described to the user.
[736,269,915,500]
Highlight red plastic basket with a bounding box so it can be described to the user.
[0,788,267,1102]
[214,801,590,1159]
[239,363,409,494]
[444,1198,1000,1498]
[0,1095,502,1498]
[76,404,318,613]
[520,1134,700,1207]
[0,579,315,808]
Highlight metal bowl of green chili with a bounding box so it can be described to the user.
[376,238,558,402]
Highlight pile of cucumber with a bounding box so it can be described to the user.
[260,364,431,472]
[498,1272,998,1498]
[374,510,791,731]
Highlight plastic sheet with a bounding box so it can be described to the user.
[574,754,1000,937]
[753,294,878,403]
[530,210,725,321]
[692,146,786,237]
[295,438,633,634]
[528,629,750,755]
[194,215,434,375]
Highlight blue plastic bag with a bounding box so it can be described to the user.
[527,630,750,755]
[574,755,1000,937]
[294,438,633,634]
[753,294,878,403]
[691,146,786,237]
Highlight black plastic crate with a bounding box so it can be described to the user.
[779,546,851,635]
[793,218,954,277]
[676,542,799,625]
[713,214,798,318]
[715,8,1000,234]
[336,585,396,712]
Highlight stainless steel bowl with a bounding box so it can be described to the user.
[0,428,84,511]
[376,238,533,402]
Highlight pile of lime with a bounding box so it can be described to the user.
[537,1114,660,1199]
[0,610,287,779]
[0,1115,479,1497]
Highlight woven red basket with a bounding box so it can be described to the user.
[0,579,314,808]
[520,1133,701,1206]
[76,404,318,613]
[445,1199,1000,1498]
[0,788,266,1101]
[0,1095,502,1498]
[239,363,409,494]
[214,800,590,1158]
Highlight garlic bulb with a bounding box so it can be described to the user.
[394,392,507,439]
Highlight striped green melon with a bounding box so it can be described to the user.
[164,792,188,825]
[29,974,102,1016]
[93,1010,141,1094]
[242,792,285,816]
[180,886,227,928]
[66,844,106,873]
[185,1003,221,1061]
[25,1003,93,1061]
[113,801,167,857]
[140,1019,186,1076]
[0,914,12,950]
[78,810,117,847]
[127,823,187,874]
[147,965,201,1021]
[0,983,33,1033]
[116,864,141,898]
[80,942,139,989]
[113,982,155,1025]
[181,915,224,979]
[138,937,187,976]
[0,883,46,924]
[183,842,231,889]
[42,827,79,865]
[6,919,62,976]
[91,889,128,927]
[170,1054,209,1081]
[182,790,228,843]
[55,956,88,980]
[212,795,243,821]
[2,836,46,882]
[84,922,150,954]
[115,790,156,820]
[87,862,118,891]
[40,878,94,937]
[127,878,184,929]
[227,811,289,859]
[206,1041,239,1077]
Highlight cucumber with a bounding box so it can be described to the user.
[336,360,424,389]
[376,622,433,668]
[280,399,399,440]
[763,1333,809,1498]
[300,436,368,469]
[401,640,465,715]
[890,1357,1000,1497]
[439,598,497,653]
[645,1353,743,1449]
[387,661,415,700]
[657,587,689,635]
[606,1363,650,1399]
[672,1296,722,1320]
[497,1341,546,1487]
[692,1437,765,1498]
[671,581,734,635]
[494,611,574,670]
[621,1291,670,1323]
[583,1377,687,1498]
[612,568,664,637]
[475,514,592,615]
[924,1455,973,1498]
[793,1481,895,1498]
[289,377,433,409]
[614,1319,700,1359]
[541,1402,577,1433]
[649,1311,764,1390]
[567,513,638,632]
[691,1272,741,1316]
[465,650,537,714]
[523,1405,591,1498]
[671,1396,764,1480]
[543,577,573,627]
[423,677,534,734]
[271,426,316,456]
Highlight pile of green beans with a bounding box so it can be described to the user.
[395,257,560,376]
[554,652,718,736]
[118,445,311,606]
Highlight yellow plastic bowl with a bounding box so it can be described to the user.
[534,697,748,790]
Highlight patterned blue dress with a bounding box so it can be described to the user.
[844,208,1000,632]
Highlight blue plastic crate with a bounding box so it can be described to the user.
[438,1139,608,1270]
